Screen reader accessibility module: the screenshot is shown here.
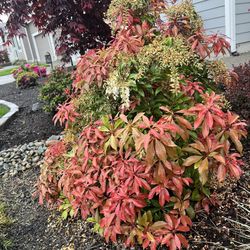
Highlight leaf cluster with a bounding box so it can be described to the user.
[39,67,73,113]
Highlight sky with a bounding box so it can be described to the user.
[0,15,8,23]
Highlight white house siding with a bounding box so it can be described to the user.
[34,33,55,63]
[25,23,56,63]
[8,37,26,62]
[235,0,250,51]
[192,0,226,34]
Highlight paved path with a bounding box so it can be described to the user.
[0,65,16,85]
[0,75,15,86]
[221,52,250,68]
[0,65,17,72]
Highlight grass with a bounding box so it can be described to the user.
[0,202,12,249]
[0,67,18,77]
[0,104,10,118]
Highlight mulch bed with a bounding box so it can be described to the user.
[0,167,111,250]
[0,80,62,151]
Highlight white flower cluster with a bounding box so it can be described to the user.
[105,70,131,108]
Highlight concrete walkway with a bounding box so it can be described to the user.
[0,75,15,86]
[0,65,16,86]
[221,52,250,68]
[0,65,17,72]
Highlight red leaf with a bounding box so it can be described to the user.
[155,140,167,162]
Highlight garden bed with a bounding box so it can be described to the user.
[0,140,249,250]
[0,80,62,151]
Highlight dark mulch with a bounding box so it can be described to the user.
[189,149,250,250]
[0,167,112,250]
[0,80,62,151]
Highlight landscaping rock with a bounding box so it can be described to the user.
[45,134,62,146]
[0,140,46,176]
[32,102,42,112]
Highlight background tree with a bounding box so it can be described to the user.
[0,0,112,61]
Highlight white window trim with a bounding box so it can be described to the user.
[225,0,236,53]
[15,36,23,52]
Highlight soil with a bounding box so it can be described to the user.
[0,80,62,151]
[0,167,113,250]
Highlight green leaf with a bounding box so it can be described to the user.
[99,126,110,132]
[110,135,118,151]
[155,87,163,96]
[104,138,110,154]
[186,206,195,219]
[69,209,74,217]
[101,115,110,128]
[191,189,201,201]
[137,88,145,97]
[87,217,96,223]
[114,120,123,130]
[61,210,68,220]
[202,186,211,197]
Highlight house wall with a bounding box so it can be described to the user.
[34,33,54,63]
[8,37,26,62]
[22,37,32,61]
[26,22,57,63]
[235,0,250,52]
[192,0,226,34]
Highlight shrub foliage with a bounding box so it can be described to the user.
[15,71,38,88]
[37,1,247,249]
[39,67,73,113]
[225,62,250,127]
[0,50,9,65]
[13,64,47,88]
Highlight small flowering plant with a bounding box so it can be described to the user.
[12,63,47,79]
[12,63,47,88]
[16,71,38,88]
[37,0,247,249]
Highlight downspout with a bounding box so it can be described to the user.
[225,0,238,55]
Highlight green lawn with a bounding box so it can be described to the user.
[0,104,10,118]
[0,67,18,77]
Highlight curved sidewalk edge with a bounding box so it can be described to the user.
[0,75,15,86]
[0,100,19,127]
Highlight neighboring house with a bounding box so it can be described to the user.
[193,0,250,53]
[0,22,79,65]
[23,22,58,63]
